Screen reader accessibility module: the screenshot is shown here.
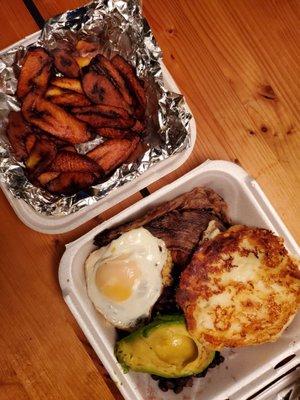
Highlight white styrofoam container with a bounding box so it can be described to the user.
[0,32,196,234]
[254,367,299,400]
[59,160,300,400]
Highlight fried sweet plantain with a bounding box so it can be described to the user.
[91,55,134,107]
[26,137,57,176]
[6,111,31,161]
[59,145,77,153]
[87,136,139,173]
[50,150,101,174]
[40,135,71,149]
[96,127,132,139]
[37,171,60,185]
[74,39,101,68]
[22,93,91,144]
[72,104,135,129]
[132,119,146,134]
[17,48,52,99]
[25,133,38,154]
[82,71,130,111]
[51,92,91,107]
[46,171,96,194]
[52,49,80,78]
[111,55,147,110]
[46,85,91,107]
[45,85,65,97]
[75,113,134,129]
[75,56,92,68]
[51,77,83,93]
[72,104,131,119]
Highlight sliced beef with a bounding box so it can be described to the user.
[145,209,227,269]
[94,187,229,250]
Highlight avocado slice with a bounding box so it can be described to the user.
[115,315,215,378]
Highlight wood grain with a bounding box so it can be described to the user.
[0,0,299,399]
[31,0,86,20]
[0,0,38,50]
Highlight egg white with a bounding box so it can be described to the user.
[85,227,168,329]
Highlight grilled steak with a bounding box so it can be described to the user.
[145,209,227,269]
[94,187,229,269]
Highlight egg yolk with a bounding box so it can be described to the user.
[95,256,141,302]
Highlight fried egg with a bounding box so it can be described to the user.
[177,225,300,348]
[85,227,170,329]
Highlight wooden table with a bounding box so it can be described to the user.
[0,1,299,399]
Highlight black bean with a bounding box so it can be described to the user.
[195,368,208,378]
[173,386,184,394]
[186,377,193,387]
[151,374,160,381]
[158,381,168,392]
[165,380,176,390]
[217,355,225,364]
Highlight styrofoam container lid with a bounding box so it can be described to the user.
[59,160,300,400]
[0,32,196,234]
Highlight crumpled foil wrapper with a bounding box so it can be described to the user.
[0,0,191,216]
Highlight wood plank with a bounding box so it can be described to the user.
[0,0,38,50]
[142,0,300,241]
[32,0,86,20]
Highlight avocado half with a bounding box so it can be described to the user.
[115,315,215,378]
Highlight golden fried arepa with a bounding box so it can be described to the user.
[177,225,300,348]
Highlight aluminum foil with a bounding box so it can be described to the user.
[0,0,191,216]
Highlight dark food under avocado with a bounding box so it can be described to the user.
[115,314,215,378]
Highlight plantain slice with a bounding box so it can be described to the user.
[59,145,77,153]
[82,70,130,111]
[40,134,71,149]
[50,150,101,174]
[74,112,134,129]
[72,104,131,119]
[72,104,135,129]
[75,56,92,68]
[132,119,146,134]
[17,47,52,99]
[96,127,133,139]
[46,86,91,107]
[26,137,57,176]
[87,136,139,173]
[52,49,80,78]
[91,55,134,107]
[46,172,96,194]
[6,111,31,161]
[111,55,147,111]
[51,92,91,107]
[37,171,60,185]
[45,85,65,97]
[25,133,38,154]
[22,93,91,144]
[51,77,83,93]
